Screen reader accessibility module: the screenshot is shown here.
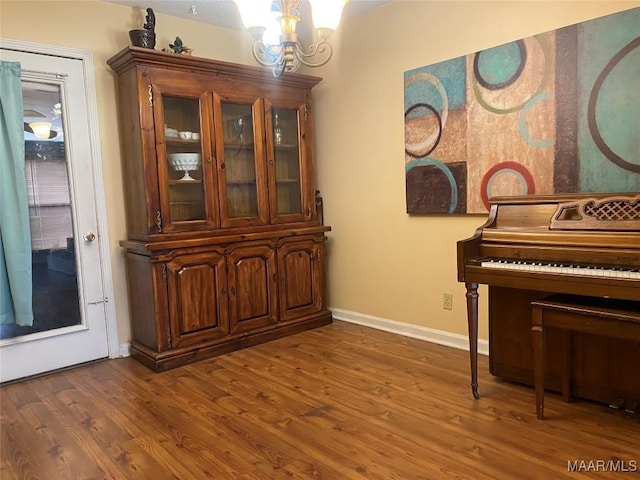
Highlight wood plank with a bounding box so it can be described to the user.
[2,321,638,479]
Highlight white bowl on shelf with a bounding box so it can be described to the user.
[168,153,201,181]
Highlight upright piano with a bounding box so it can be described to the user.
[457,193,640,404]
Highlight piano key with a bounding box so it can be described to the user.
[480,260,640,280]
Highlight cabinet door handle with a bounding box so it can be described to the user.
[220,162,225,169]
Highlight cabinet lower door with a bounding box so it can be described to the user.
[166,252,228,348]
[228,245,278,333]
[277,239,325,321]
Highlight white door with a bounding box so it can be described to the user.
[0,43,116,382]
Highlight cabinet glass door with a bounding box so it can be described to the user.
[267,102,311,224]
[154,88,216,232]
[215,95,268,227]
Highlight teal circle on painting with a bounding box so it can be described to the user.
[475,40,526,89]
[587,37,640,172]
[518,92,554,148]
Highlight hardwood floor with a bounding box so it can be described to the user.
[1,321,638,479]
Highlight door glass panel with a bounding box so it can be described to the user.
[163,96,205,222]
[272,108,302,215]
[0,81,81,340]
[222,103,258,218]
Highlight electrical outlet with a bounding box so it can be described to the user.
[443,293,453,310]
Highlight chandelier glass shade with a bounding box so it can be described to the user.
[29,122,52,139]
[234,0,347,76]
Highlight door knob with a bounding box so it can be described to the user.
[83,232,96,242]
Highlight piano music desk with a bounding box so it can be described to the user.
[531,295,640,420]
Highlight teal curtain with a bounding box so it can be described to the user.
[0,61,33,326]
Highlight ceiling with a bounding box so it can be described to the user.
[102,0,392,32]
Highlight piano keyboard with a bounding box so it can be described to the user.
[480,260,640,280]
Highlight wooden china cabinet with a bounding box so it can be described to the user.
[107,47,331,371]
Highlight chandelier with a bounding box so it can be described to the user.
[234,0,348,77]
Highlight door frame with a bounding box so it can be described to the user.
[0,38,120,360]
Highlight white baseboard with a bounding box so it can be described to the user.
[115,313,487,360]
[330,307,489,356]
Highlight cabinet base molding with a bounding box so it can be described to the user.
[130,312,332,372]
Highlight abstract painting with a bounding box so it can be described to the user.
[404,7,640,214]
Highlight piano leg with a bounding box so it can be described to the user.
[465,282,479,399]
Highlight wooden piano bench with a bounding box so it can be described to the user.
[531,294,640,420]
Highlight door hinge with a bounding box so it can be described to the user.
[148,84,153,107]
[304,104,308,121]
[156,210,162,232]
[167,327,172,349]
[162,264,167,284]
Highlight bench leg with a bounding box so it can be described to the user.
[532,306,545,419]
[561,329,572,403]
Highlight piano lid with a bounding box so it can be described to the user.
[458,193,640,278]
[483,193,640,239]
[549,195,640,231]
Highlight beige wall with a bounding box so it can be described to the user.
[1,1,638,349]
[313,1,639,340]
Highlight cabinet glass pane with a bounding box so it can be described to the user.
[163,96,205,222]
[222,103,258,218]
[273,108,302,215]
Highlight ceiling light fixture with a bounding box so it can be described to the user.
[233,0,347,77]
[29,122,52,139]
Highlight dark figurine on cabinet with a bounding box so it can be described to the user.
[129,7,156,49]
